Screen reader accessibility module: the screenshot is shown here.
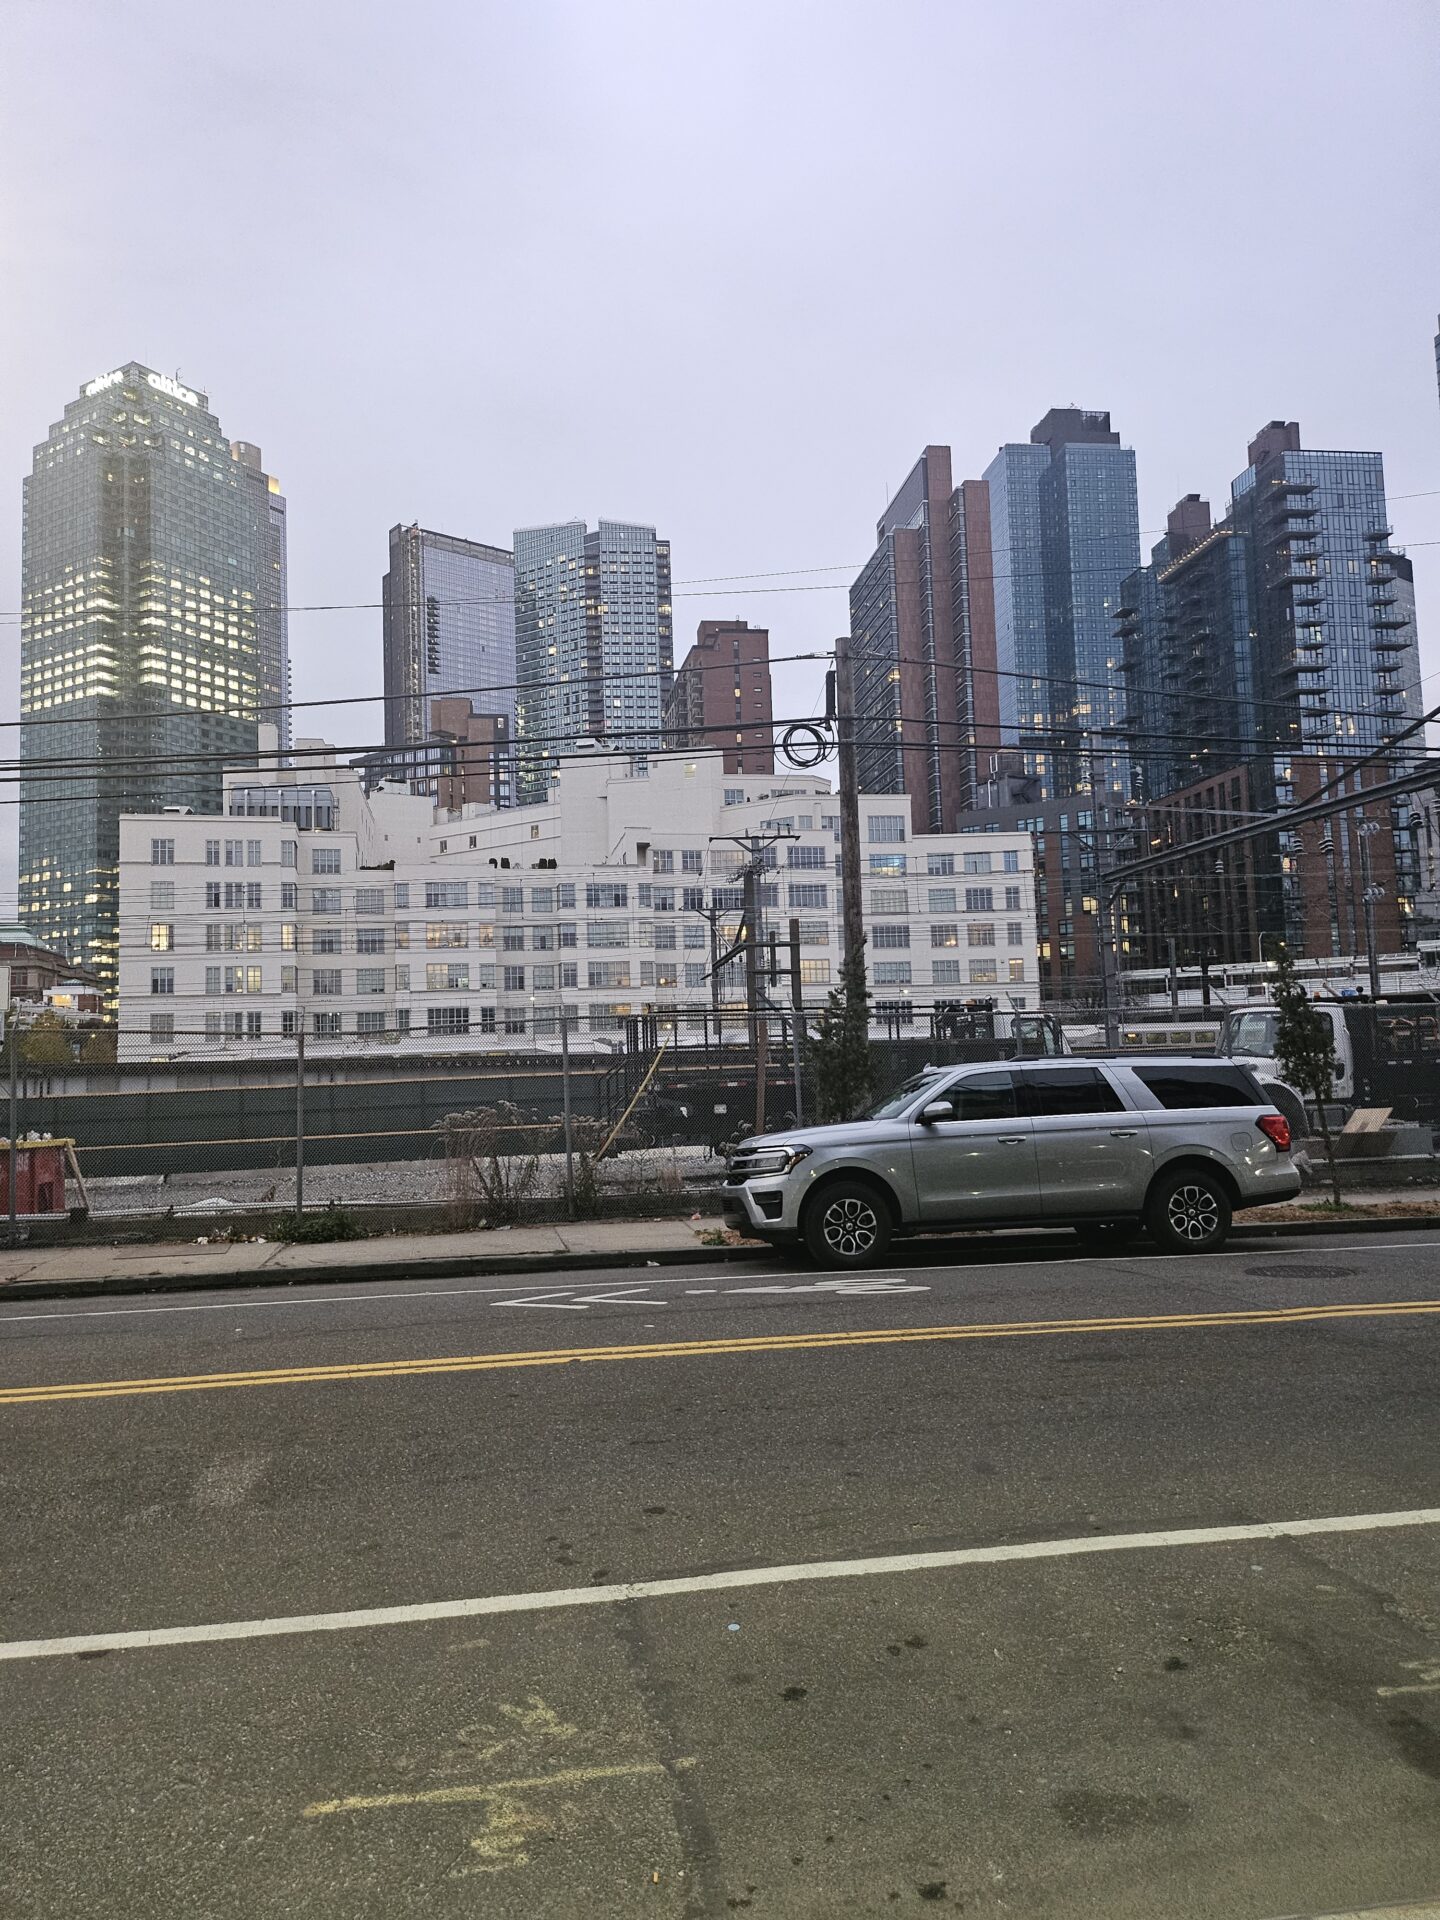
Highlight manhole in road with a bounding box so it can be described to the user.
[1244,1263,1359,1280]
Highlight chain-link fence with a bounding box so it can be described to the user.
[0,1002,1090,1236]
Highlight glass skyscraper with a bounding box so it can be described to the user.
[985,410,1139,799]
[512,519,672,804]
[381,525,516,750]
[230,442,290,752]
[20,363,269,989]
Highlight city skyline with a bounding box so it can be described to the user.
[2,3,1435,913]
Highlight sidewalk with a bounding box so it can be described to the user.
[0,1193,1437,1303]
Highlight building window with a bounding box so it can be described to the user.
[282,841,298,869]
[963,853,993,874]
[314,928,341,955]
[870,887,907,914]
[872,924,910,948]
[682,849,703,873]
[800,959,830,985]
[281,1010,298,1038]
[868,815,907,843]
[502,965,526,991]
[585,882,628,909]
[868,855,906,875]
[788,884,827,910]
[150,967,174,995]
[532,887,554,914]
[281,965,298,993]
[354,887,385,915]
[204,839,220,866]
[926,853,955,876]
[968,924,996,947]
[1008,958,1027,982]
[873,961,912,984]
[930,924,959,948]
[152,838,175,866]
[587,921,627,947]
[426,881,468,909]
[356,968,386,994]
[1007,921,1024,945]
[312,847,341,874]
[149,1012,175,1044]
[225,839,246,867]
[927,888,956,913]
[587,961,630,989]
[501,886,524,913]
[1005,886,1022,911]
[312,1012,342,1038]
[394,882,410,909]
[281,882,297,911]
[311,888,340,914]
[1003,850,1021,873]
[652,850,675,873]
[724,788,745,806]
[964,887,994,912]
[932,959,962,984]
[560,962,578,989]
[149,923,173,952]
[150,881,175,912]
[356,1009,389,1036]
[356,928,386,955]
[427,1006,471,1036]
[501,927,525,951]
[969,959,999,984]
[312,969,343,995]
[427,923,468,949]
[786,844,827,869]
[425,962,469,991]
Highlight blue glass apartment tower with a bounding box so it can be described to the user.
[985,409,1140,800]
[20,363,269,989]
[512,519,673,804]
[382,524,516,750]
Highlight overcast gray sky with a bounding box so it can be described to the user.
[2,0,1437,897]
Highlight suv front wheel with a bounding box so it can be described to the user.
[1145,1166,1232,1255]
[803,1179,892,1269]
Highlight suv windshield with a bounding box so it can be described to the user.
[861,1071,946,1120]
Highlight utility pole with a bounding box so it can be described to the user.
[559,1003,575,1218]
[742,857,769,1134]
[832,638,866,979]
[787,915,804,1126]
[294,1027,306,1216]
[1357,818,1383,999]
[6,1003,17,1249]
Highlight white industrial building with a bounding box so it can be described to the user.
[116,743,1038,1058]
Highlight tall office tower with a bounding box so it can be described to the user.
[1117,493,1262,800]
[20,363,268,989]
[1117,422,1423,964]
[985,409,1140,799]
[848,446,1001,833]
[662,618,774,773]
[230,442,290,752]
[381,524,516,750]
[512,519,672,805]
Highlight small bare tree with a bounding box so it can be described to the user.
[1267,939,1343,1209]
[433,1104,544,1227]
[560,1113,648,1217]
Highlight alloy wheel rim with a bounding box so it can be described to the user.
[823,1196,878,1257]
[1167,1183,1220,1242]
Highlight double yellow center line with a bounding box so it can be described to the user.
[3,1296,1438,1408]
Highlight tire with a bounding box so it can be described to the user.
[1144,1166,1232,1255]
[1073,1221,1139,1250]
[802,1179,893,1270]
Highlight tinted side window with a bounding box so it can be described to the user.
[1133,1066,1259,1109]
[951,1072,1017,1123]
[1018,1068,1125,1117]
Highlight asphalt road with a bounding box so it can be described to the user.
[2,1228,1439,1919]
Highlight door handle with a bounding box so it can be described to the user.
[1110,1129,1139,1138]
[997,1136,1026,1146]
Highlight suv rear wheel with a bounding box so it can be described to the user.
[1145,1167,1232,1255]
[803,1179,892,1269]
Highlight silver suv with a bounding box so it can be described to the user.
[722,1058,1300,1267]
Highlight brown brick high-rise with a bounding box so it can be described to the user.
[663,619,774,773]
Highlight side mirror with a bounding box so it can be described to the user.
[919,1100,956,1125]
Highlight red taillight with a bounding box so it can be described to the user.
[1257,1113,1291,1152]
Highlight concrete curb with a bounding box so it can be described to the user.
[0,1211,1437,1303]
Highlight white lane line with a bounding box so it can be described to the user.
[0,1270,822,1324]
[4,1505,1438,1663]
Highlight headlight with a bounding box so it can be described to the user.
[740,1144,812,1175]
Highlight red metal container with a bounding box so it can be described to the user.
[0,1138,70,1215]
